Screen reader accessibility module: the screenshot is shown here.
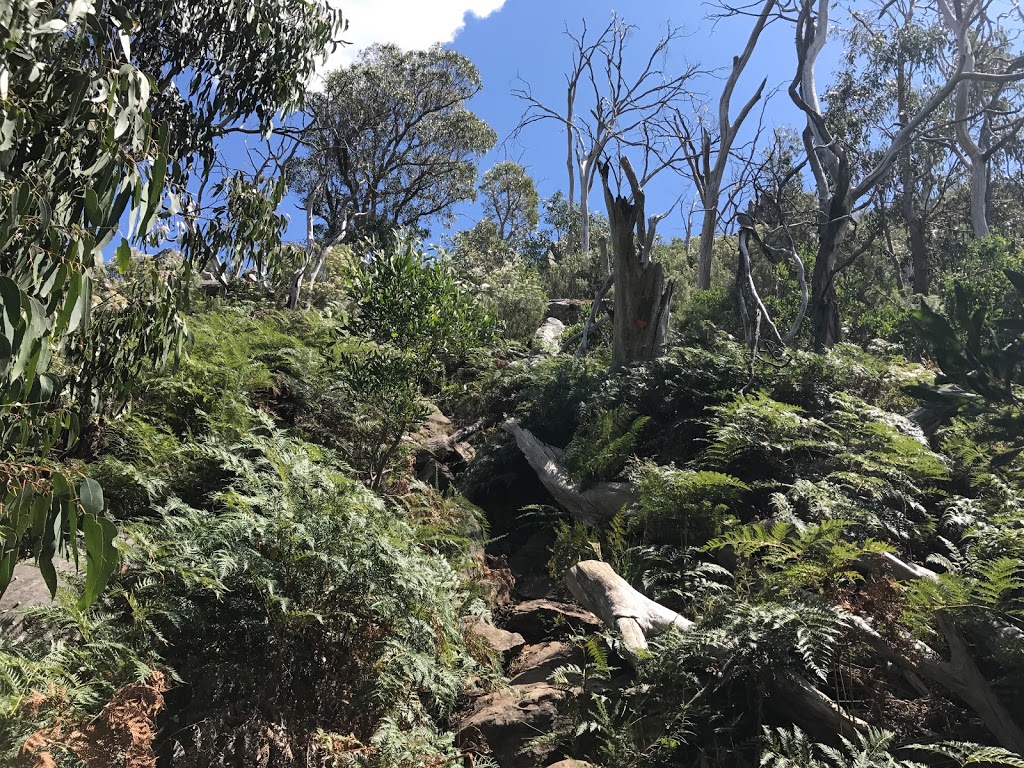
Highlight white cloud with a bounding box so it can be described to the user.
[320,0,507,72]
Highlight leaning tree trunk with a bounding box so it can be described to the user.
[600,157,675,368]
[810,200,850,352]
[969,160,991,238]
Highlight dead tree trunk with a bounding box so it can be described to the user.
[600,157,675,368]
[503,420,636,525]
[850,611,1024,754]
[565,559,868,739]
[566,559,693,667]
[694,0,776,290]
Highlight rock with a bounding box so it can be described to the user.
[546,300,591,325]
[457,682,562,768]
[503,599,603,644]
[533,318,566,355]
[548,761,596,768]
[1,559,75,641]
[410,403,454,446]
[463,617,526,660]
[509,641,584,686]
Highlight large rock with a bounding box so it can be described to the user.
[548,761,596,768]
[463,617,526,661]
[503,599,603,644]
[533,318,566,355]
[457,682,562,768]
[509,641,584,687]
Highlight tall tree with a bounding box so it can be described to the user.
[0,0,341,599]
[291,44,497,249]
[940,2,1024,237]
[828,0,956,295]
[479,161,540,245]
[788,0,1017,349]
[513,16,697,264]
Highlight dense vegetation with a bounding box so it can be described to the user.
[3,0,1024,767]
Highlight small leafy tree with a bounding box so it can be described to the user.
[331,237,493,486]
[0,0,342,600]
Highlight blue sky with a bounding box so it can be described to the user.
[265,0,840,248]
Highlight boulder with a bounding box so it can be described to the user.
[546,300,591,325]
[533,318,566,355]
[463,617,526,661]
[503,599,603,644]
[457,682,562,768]
[548,761,597,768]
[509,641,584,687]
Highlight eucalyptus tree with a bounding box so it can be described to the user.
[480,161,540,246]
[291,44,497,250]
[827,0,957,295]
[788,0,1020,350]
[0,0,343,599]
[940,4,1024,237]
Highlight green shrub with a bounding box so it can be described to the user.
[479,263,548,344]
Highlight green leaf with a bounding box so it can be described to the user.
[116,238,132,273]
[0,276,20,332]
[78,514,118,609]
[78,477,104,516]
[0,527,17,596]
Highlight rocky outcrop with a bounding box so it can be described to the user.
[503,599,603,644]
[458,580,600,767]
[463,617,526,661]
[458,682,563,768]
[532,318,566,355]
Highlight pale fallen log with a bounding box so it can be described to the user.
[858,551,940,582]
[564,560,868,739]
[503,420,636,526]
[565,559,692,666]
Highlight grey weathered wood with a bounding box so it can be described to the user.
[503,420,636,526]
[564,559,868,738]
[565,560,692,666]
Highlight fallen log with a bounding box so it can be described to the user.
[564,560,868,739]
[565,559,692,666]
[503,420,636,526]
[857,551,940,582]
[848,600,1024,754]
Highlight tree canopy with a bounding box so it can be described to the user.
[291,43,497,245]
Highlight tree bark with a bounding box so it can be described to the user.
[810,212,848,351]
[566,560,693,666]
[503,420,636,526]
[696,196,720,291]
[600,158,674,368]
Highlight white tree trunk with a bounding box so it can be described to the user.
[502,420,636,525]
